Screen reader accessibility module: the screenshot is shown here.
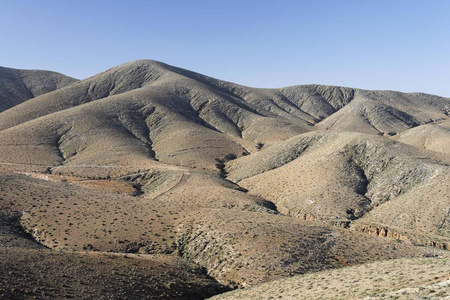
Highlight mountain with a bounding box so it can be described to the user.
[0,60,449,298]
[316,90,449,135]
[0,60,448,175]
[0,66,78,112]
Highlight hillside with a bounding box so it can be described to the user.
[0,248,229,299]
[0,60,449,298]
[226,130,450,248]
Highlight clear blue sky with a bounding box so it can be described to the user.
[1,1,449,96]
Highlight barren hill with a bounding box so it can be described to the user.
[395,119,450,155]
[0,66,77,112]
[226,130,450,248]
[0,60,449,298]
[1,171,437,289]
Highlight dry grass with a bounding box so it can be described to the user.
[212,256,450,300]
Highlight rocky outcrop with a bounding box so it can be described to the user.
[352,224,449,251]
[352,224,408,241]
[424,240,448,250]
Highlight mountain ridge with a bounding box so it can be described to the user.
[0,66,78,113]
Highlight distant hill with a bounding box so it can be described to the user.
[0,66,78,112]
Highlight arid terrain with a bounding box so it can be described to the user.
[0,60,449,299]
[212,256,450,299]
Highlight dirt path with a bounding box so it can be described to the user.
[153,172,190,200]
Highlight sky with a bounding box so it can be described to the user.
[1,0,450,96]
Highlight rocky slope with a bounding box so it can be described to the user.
[226,130,450,248]
[0,171,434,288]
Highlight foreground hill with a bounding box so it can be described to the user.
[212,256,450,300]
[0,248,229,299]
[0,66,77,112]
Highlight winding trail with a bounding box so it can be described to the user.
[153,172,190,200]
